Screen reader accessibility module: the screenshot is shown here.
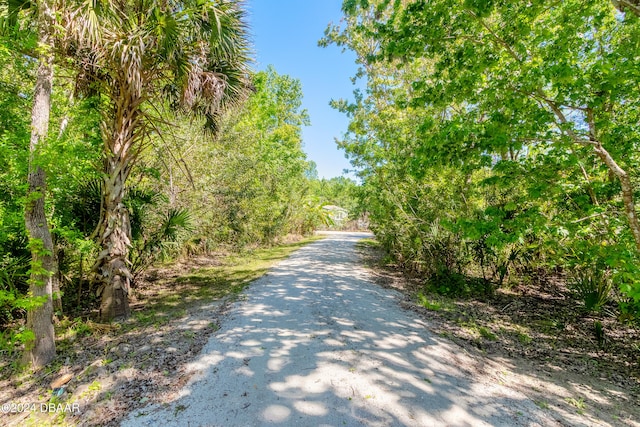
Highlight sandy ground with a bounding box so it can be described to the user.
[121,232,556,427]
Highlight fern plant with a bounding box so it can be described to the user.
[129,208,193,285]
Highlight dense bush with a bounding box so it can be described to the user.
[0,58,333,332]
[324,0,640,315]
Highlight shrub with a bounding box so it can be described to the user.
[568,266,613,312]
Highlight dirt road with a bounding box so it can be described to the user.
[123,232,554,427]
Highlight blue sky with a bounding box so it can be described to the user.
[245,0,358,179]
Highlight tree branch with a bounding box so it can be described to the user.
[612,0,640,16]
[464,9,522,63]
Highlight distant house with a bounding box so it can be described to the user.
[322,205,348,227]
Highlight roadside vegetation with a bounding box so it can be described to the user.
[328,0,640,372]
[0,1,348,371]
[357,238,640,425]
[1,236,322,426]
[334,1,640,421]
[0,2,364,421]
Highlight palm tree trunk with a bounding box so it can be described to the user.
[93,90,140,322]
[95,169,132,322]
[23,0,57,368]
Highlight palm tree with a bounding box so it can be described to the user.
[66,0,251,321]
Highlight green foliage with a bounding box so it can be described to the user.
[324,0,640,307]
[130,202,194,284]
[0,324,38,357]
[0,255,29,323]
[618,299,640,324]
[13,327,35,351]
[309,177,362,216]
[0,5,319,338]
[0,57,328,333]
[417,292,442,311]
[478,326,497,341]
[0,34,31,264]
[594,320,606,348]
[0,17,106,326]
[569,267,614,312]
[286,196,334,234]
[56,317,93,339]
[146,66,318,250]
[517,331,532,345]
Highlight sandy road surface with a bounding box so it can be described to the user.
[123,232,554,427]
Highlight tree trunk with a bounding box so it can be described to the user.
[593,144,640,252]
[541,96,640,253]
[605,2,640,247]
[23,0,57,368]
[93,90,140,322]
[95,165,132,321]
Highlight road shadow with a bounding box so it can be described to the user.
[122,234,552,427]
